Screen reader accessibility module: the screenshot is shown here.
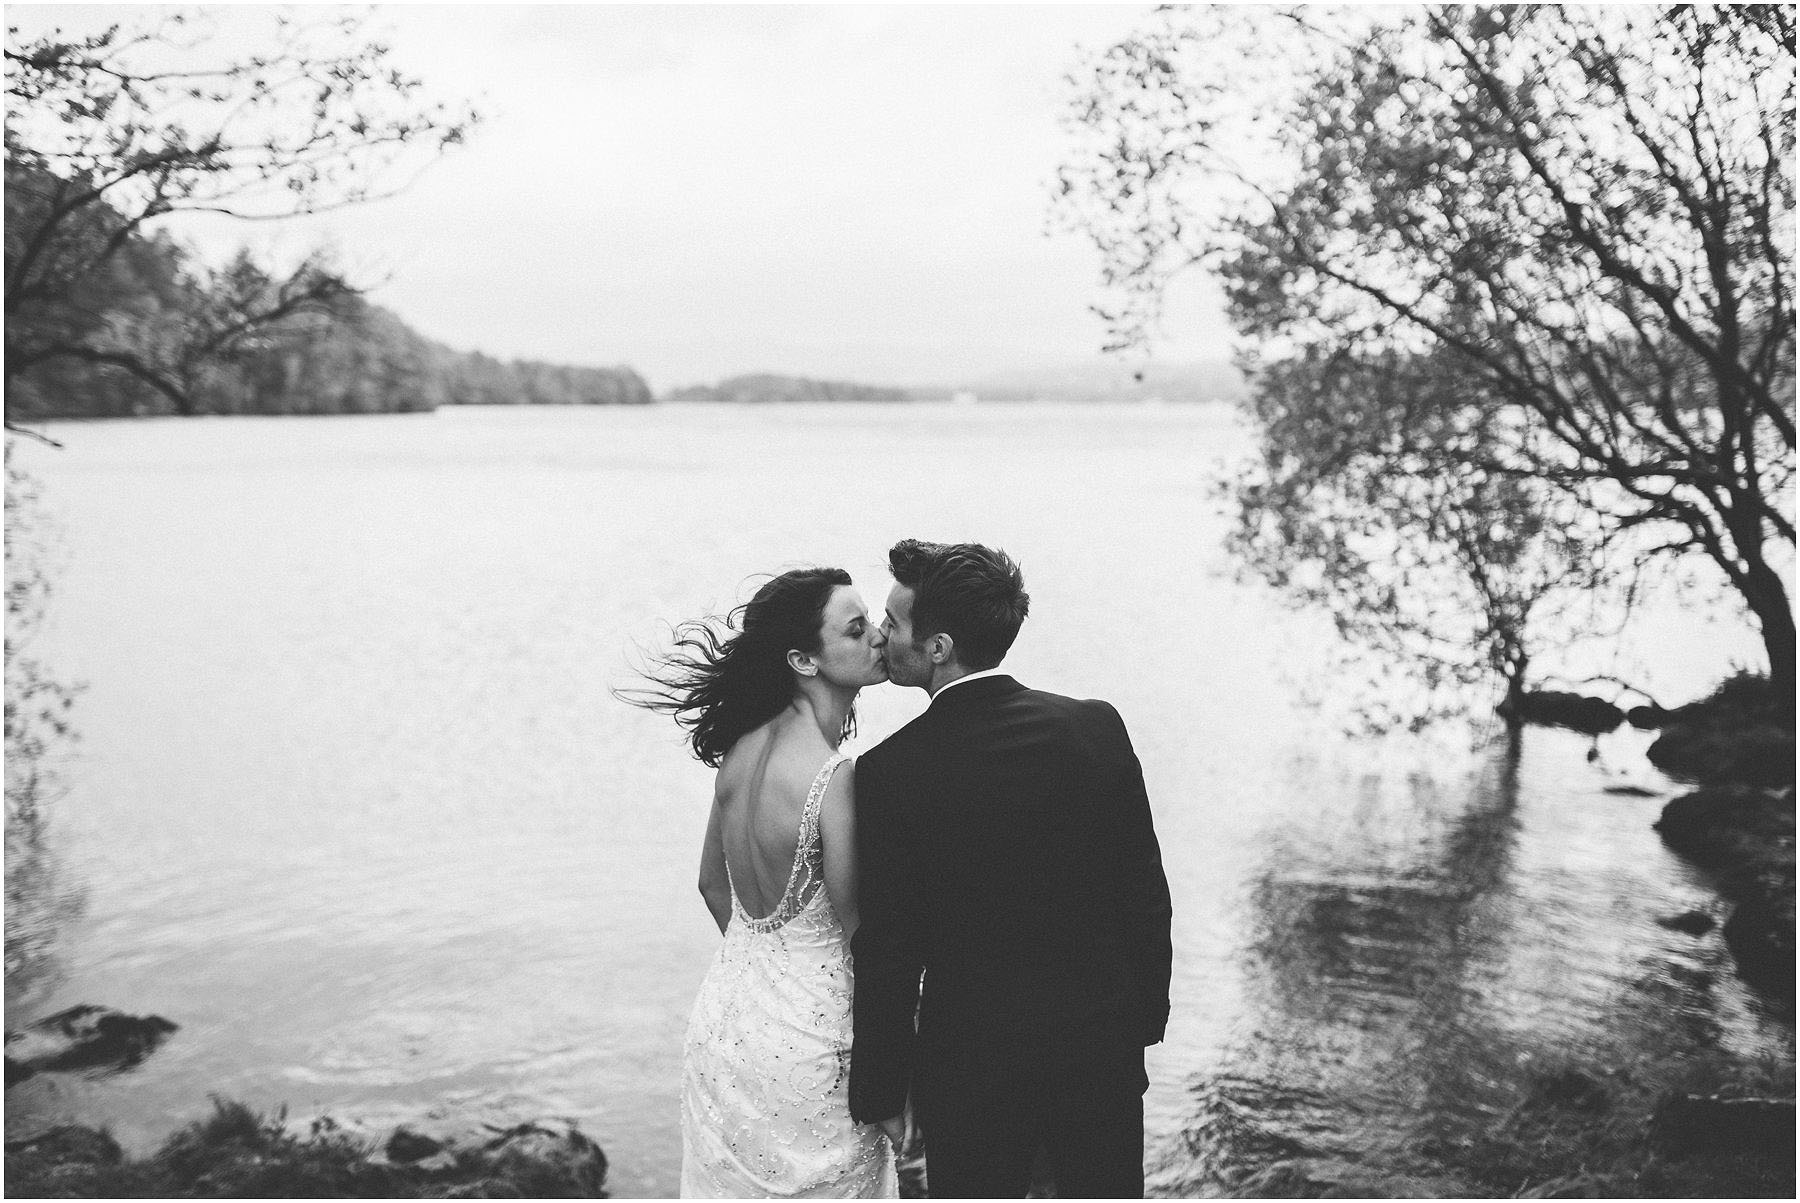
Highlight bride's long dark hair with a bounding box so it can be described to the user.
[621,567,856,767]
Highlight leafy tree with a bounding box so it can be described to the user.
[1061,5,1796,708]
[5,7,480,417]
[1232,346,1622,732]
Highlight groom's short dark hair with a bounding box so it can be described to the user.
[888,539,1029,671]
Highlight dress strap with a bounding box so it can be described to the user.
[800,752,850,836]
[790,751,848,895]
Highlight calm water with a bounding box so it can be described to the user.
[6,403,1787,1196]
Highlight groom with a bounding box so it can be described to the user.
[850,539,1173,1198]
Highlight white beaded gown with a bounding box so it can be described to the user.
[679,753,898,1198]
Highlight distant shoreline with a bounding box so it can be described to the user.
[8,395,1241,428]
[6,360,1249,422]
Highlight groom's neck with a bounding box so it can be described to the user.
[924,664,972,697]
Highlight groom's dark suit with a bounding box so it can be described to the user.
[849,674,1172,1198]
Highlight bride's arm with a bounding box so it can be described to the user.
[697,790,731,934]
[819,762,860,938]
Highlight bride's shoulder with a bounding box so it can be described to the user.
[759,726,843,785]
[714,727,764,779]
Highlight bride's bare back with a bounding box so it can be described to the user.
[714,719,841,920]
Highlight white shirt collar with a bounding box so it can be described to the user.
[927,666,1010,706]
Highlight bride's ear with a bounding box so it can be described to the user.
[787,649,819,677]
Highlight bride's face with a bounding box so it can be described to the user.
[811,585,889,689]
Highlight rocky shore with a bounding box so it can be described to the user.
[6,1009,608,1197]
[4,1100,608,1198]
[1641,673,1796,1009]
[1497,672,1795,1007]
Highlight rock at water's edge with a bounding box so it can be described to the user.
[1648,723,1796,788]
[5,1005,178,1087]
[1648,1095,1798,1158]
[1655,787,1796,1003]
[1655,910,1716,935]
[1722,890,1797,1003]
[1654,788,1794,877]
[479,1119,609,1197]
[1496,691,1624,735]
[386,1126,446,1164]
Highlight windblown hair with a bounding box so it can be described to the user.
[888,538,1029,671]
[620,567,854,766]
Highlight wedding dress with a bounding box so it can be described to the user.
[679,752,897,1198]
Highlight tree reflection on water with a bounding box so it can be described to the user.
[5,449,86,1010]
[1166,736,1792,1196]
[5,801,83,1007]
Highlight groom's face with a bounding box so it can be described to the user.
[879,584,931,689]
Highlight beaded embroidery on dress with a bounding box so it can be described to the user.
[679,753,897,1198]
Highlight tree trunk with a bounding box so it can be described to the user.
[1740,555,1796,713]
[1500,679,1527,731]
[1496,644,1529,733]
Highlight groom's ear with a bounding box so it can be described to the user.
[927,633,954,665]
[787,649,818,677]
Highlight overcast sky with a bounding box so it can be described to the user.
[12,3,1235,391]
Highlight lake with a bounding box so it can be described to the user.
[5,403,1787,1196]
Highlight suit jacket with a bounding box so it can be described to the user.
[848,674,1173,1124]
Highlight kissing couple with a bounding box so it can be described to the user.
[627,539,1173,1199]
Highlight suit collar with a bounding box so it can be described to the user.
[924,673,1022,710]
[929,666,1009,702]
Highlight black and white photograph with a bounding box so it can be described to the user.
[4,3,1793,1198]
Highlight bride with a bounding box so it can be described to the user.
[625,567,899,1198]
